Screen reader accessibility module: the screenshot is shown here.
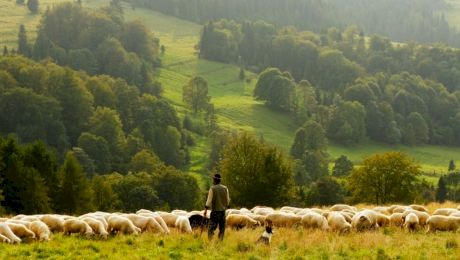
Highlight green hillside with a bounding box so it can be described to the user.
[120,5,460,175]
[1,0,460,178]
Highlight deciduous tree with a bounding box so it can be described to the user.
[348,152,421,204]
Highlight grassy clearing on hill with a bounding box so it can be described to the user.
[2,0,460,177]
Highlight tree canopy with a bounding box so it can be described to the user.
[220,133,295,207]
[348,152,422,204]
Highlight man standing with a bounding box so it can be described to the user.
[204,173,230,241]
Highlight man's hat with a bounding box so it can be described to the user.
[212,174,222,180]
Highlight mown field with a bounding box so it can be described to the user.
[2,0,460,178]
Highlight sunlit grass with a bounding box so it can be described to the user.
[2,224,460,259]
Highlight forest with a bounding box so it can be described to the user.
[1,0,460,216]
[200,19,460,146]
[127,0,460,47]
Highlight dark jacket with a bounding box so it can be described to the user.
[205,184,230,211]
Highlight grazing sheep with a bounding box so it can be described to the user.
[387,205,402,214]
[351,210,379,231]
[171,210,188,216]
[148,213,170,234]
[175,216,192,233]
[188,210,204,216]
[136,209,155,215]
[6,219,30,226]
[40,215,64,233]
[107,216,140,235]
[248,214,267,226]
[327,212,351,233]
[403,213,419,232]
[0,223,21,243]
[125,214,164,234]
[253,207,275,216]
[409,204,428,212]
[0,233,11,244]
[226,209,243,216]
[389,213,404,227]
[280,206,302,214]
[89,215,109,230]
[339,212,353,223]
[310,208,325,215]
[296,209,312,216]
[330,204,357,212]
[375,213,390,228]
[6,223,35,240]
[391,206,412,214]
[240,208,251,214]
[63,219,94,237]
[432,208,458,216]
[12,215,26,220]
[81,218,109,239]
[20,216,40,222]
[158,212,178,228]
[373,207,390,215]
[28,221,51,241]
[427,215,460,232]
[226,214,260,229]
[300,212,329,230]
[402,210,430,226]
[267,213,302,228]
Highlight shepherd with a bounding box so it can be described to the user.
[204,173,230,241]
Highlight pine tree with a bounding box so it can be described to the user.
[56,152,94,214]
[27,0,39,14]
[449,160,456,172]
[17,25,29,56]
[436,176,447,203]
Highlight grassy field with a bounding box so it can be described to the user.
[2,228,460,259]
[2,0,460,177]
[2,201,460,259]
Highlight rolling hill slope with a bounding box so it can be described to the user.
[121,5,460,176]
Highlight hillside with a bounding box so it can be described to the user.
[120,5,460,176]
[1,0,460,179]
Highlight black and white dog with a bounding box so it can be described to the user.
[256,225,273,245]
[189,214,209,230]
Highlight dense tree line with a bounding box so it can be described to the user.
[215,130,431,207]
[200,20,460,146]
[0,137,201,214]
[127,0,460,47]
[0,55,188,171]
[22,2,160,90]
[200,19,460,92]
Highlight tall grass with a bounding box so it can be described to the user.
[2,226,460,259]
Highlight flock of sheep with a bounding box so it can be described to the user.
[1,204,460,244]
[236,204,460,233]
